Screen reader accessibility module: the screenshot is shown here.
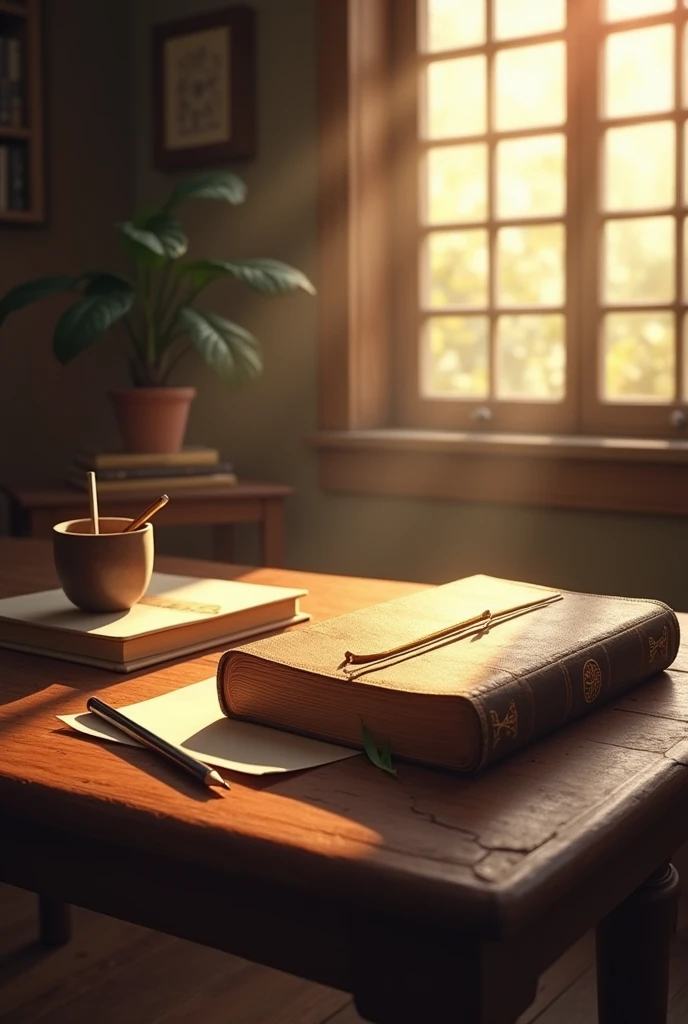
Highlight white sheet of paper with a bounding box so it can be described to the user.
[58,677,357,776]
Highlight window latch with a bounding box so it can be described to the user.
[471,405,493,423]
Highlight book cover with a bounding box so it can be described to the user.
[216,575,680,773]
[0,572,309,671]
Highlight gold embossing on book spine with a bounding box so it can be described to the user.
[648,625,668,663]
[490,701,518,748]
[582,658,602,703]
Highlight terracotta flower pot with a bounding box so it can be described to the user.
[108,387,196,454]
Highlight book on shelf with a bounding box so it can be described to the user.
[67,470,238,493]
[0,572,309,672]
[216,574,680,774]
[0,35,23,128]
[75,446,221,470]
[0,141,26,211]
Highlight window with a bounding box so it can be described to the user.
[314,0,688,512]
[395,0,688,436]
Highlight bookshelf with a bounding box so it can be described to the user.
[0,0,43,224]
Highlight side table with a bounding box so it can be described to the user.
[0,478,293,567]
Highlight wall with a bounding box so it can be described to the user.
[0,0,135,498]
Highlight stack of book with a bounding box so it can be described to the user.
[68,447,238,494]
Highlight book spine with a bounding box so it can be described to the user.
[68,472,238,492]
[472,604,681,770]
[92,461,234,481]
[0,37,9,126]
[7,37,23,128]
[0,145,8,212]
[8,143,26,210]
[79,449,220,469]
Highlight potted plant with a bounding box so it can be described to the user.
[0,170,315,453]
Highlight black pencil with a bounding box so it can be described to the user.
[86,695,230,790]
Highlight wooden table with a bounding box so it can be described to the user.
[0,478,292,566]
[2,539,688,1023]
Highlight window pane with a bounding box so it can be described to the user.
[605,0,675,18]
[422,316,489,397]
[496,315,565,400]
[497,225,565,307]
[604,122,675,211]
[426,230,489,307]
[426,56,486,138]
[493,0,565,40]
[426,144,488,224]
[603,27,674,119]
[496,135,565,218]
[494,43,565,131]
[424,0,485,52]
[604,217,674,304]
[603,312,675,401]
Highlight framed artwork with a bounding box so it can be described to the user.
[151,6,256,171]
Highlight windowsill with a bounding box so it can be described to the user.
[308,429,688,514]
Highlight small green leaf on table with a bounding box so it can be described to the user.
[361,720,398,778]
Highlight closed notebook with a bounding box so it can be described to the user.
[0,573,309,672]
[216,575,680,772]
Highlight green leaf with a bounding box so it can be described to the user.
[164,171,247,210]
[176,258,316,296]
[83,271,134,296]
[380,739,393,771]
[0,275,81,328]
[118,213,188,269]
[53,289,135,365]
[179,306,262,385]
[361,720,397,778]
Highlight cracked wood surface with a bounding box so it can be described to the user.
[2,539,688,939]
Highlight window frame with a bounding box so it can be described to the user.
[313,0,688,512]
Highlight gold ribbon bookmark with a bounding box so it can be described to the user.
[343,592,562,666]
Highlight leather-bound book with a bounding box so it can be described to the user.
[216,575,680,772]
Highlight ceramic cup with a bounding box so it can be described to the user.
[52,517,154,613]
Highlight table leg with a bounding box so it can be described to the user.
[261,499,285,567]
[596,861,679,1024]
[353,918,534,1023]
[38,895,71,946]
[213,524,234,563]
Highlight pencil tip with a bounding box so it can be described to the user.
[207,769,230,790]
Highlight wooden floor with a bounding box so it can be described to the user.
[2,879,688,1023]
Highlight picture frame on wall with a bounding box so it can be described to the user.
[151,5,256,170]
